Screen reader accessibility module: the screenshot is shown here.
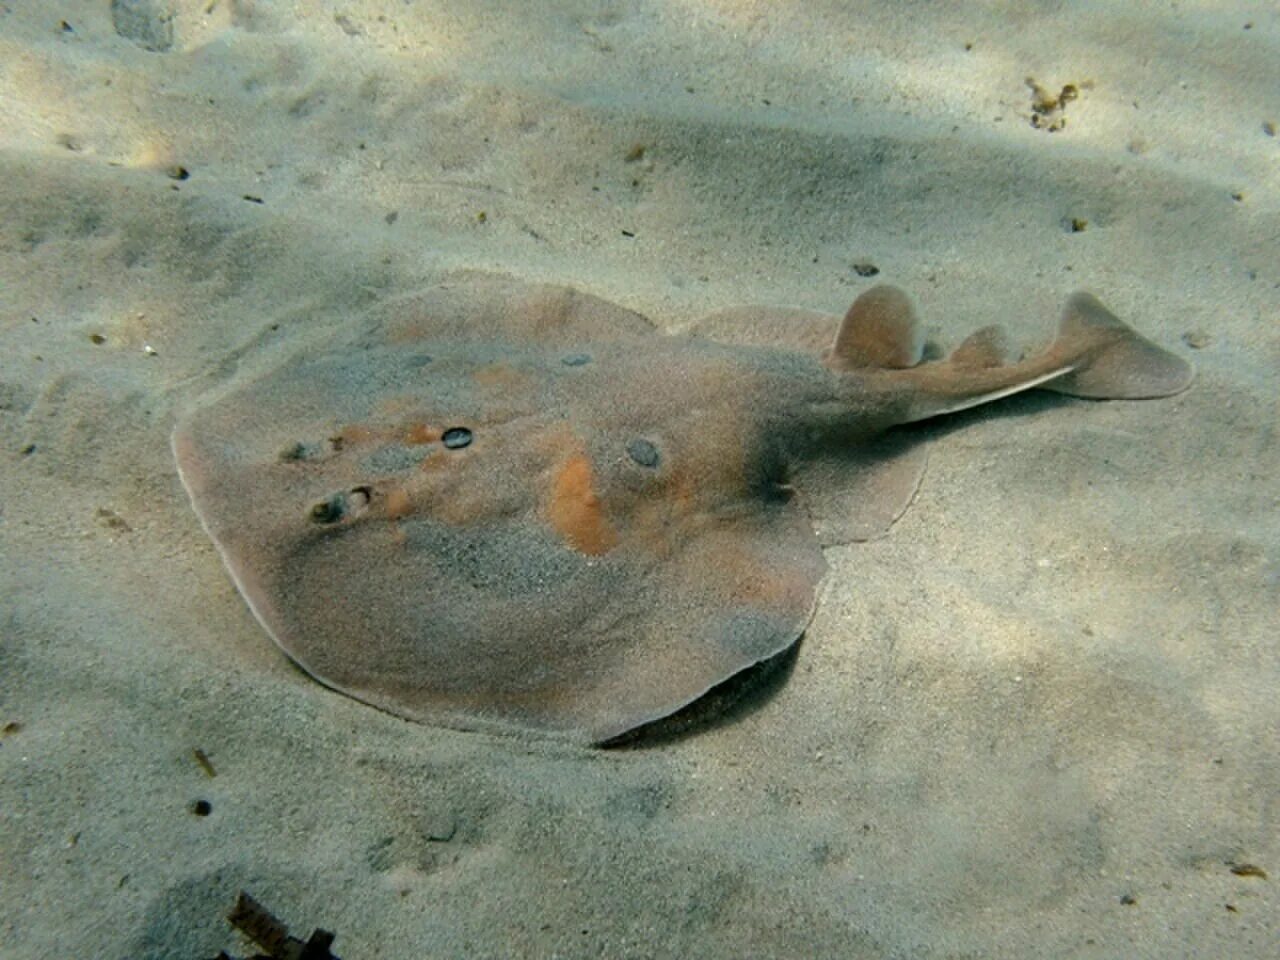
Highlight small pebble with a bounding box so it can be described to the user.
[1182,331,1211,349]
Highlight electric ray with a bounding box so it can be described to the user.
[173,273,1192,744]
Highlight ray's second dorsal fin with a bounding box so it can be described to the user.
[826,285,925,371]
[949,325,1016,369]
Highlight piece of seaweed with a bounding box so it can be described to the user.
[211,891,341,960]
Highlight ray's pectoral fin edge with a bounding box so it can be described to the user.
[794,437,928,546]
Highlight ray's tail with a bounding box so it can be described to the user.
[825,285,1194,423]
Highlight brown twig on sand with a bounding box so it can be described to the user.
[214,891,341,960]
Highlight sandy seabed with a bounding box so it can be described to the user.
[1,2,1276,957]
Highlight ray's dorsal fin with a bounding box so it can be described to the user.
[826,285,925,371]
[949,325,1015,370]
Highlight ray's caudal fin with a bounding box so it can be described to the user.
[826,285,1194,423]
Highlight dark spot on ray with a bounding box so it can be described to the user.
[280,441,323,462]
[766,481,796,503]
[752,444,793,501]
[405,353,433,368]
[442,427,473,449]
[310,487,371,524]
[561,353,591,366]
[310,495,345,524]
[627,437,660,468]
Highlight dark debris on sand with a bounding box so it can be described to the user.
[210,891,341,960]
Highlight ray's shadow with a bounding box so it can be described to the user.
[603,640,802,749]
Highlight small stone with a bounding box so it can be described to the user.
[423,813,457,842]
[1181,330,1211,349]
[111,0,175,54]
[1228,862,1267,879]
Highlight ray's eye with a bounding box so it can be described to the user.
[310,496,344,524]
[309,486,372,524]
[561,353,591,367]
[442,427,473,449]
[626,437,660,469]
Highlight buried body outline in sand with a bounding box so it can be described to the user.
[172,273,1192,745]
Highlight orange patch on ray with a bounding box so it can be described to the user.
[547,453,618,556]
[403,423,441,445]
[384,488,413,520]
